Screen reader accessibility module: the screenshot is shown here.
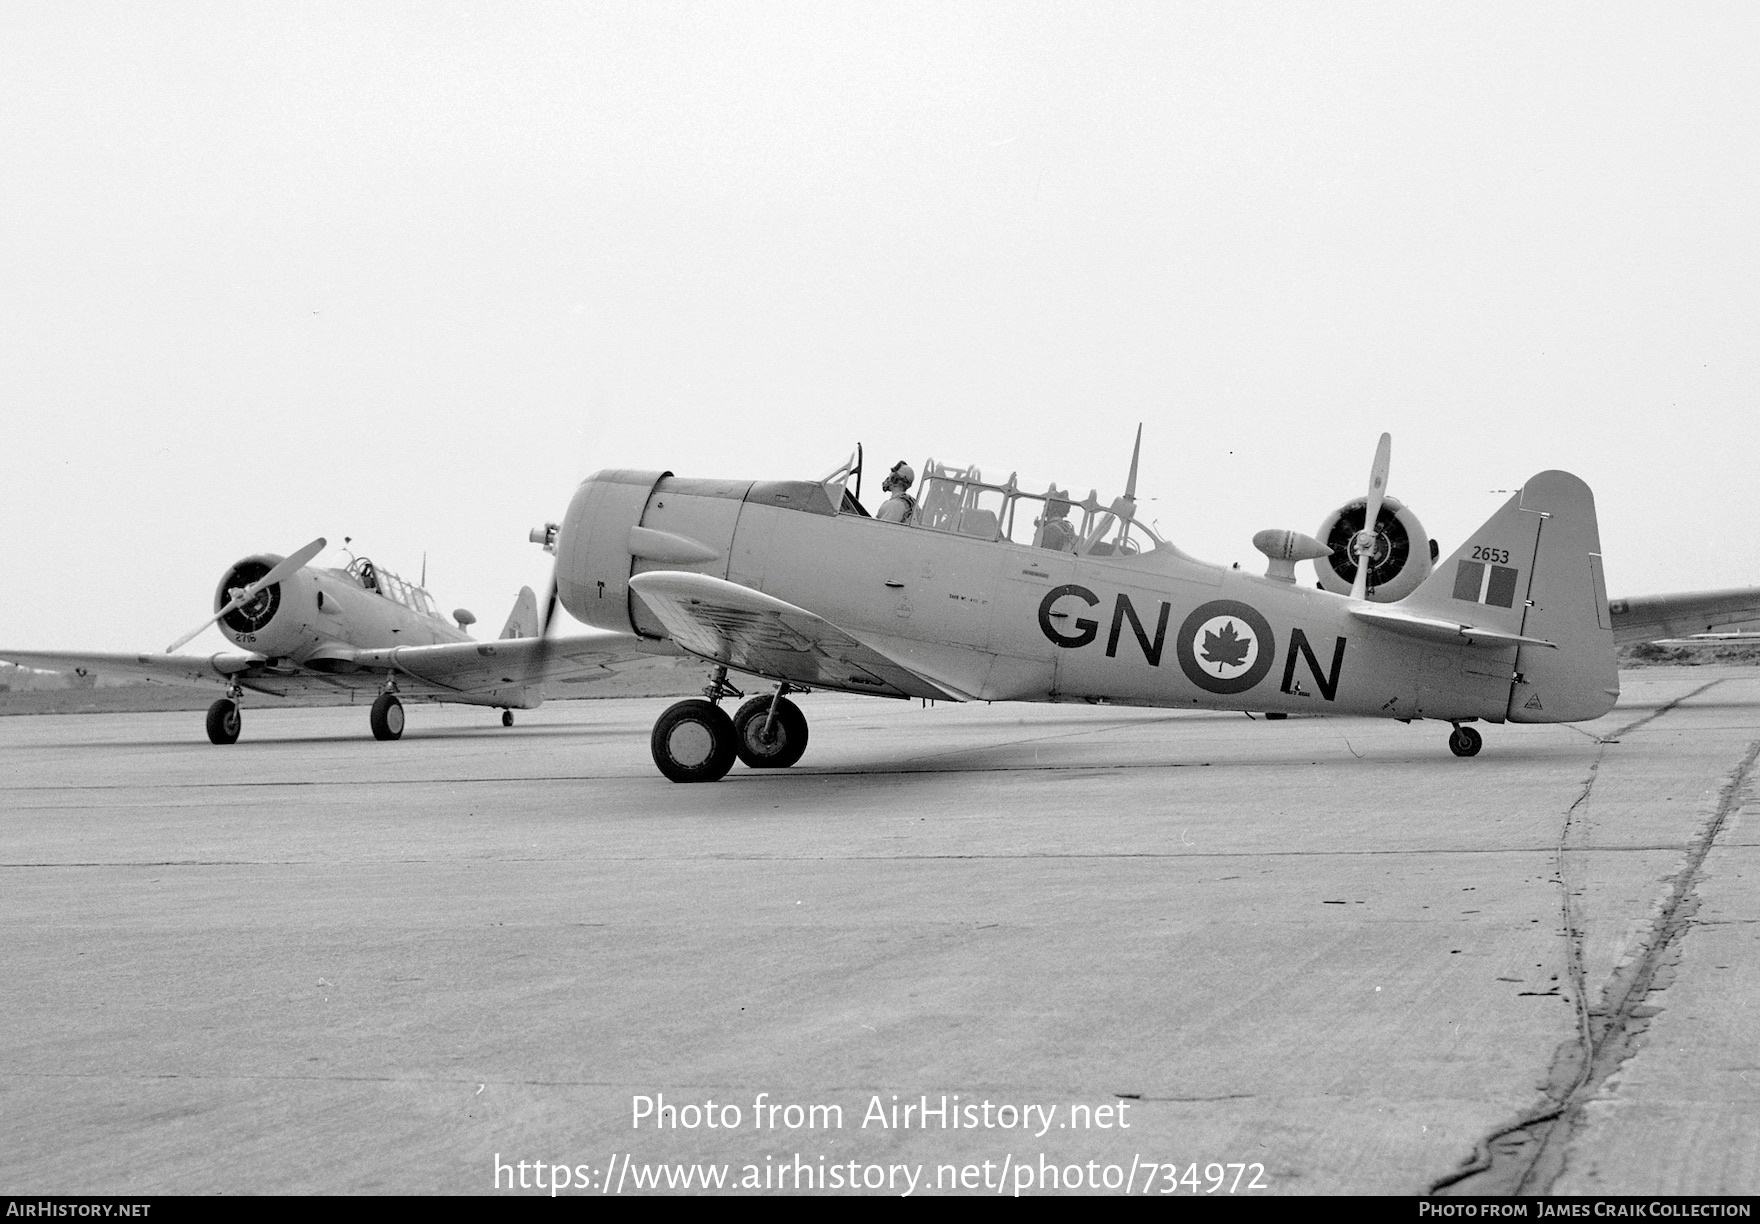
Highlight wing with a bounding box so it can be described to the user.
[0,649,380,699]
[627,570,962,700]
[1,649,267,689]
[3,634,674,702]
[1609,588,1760,645]
[343,632,673,692]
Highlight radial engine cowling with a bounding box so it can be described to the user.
[1314,494,1433,603]
[212,555,305,655]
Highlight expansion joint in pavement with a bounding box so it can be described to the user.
[1430,684,1755,1197]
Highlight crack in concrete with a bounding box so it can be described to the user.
[1432,678,1757,1195]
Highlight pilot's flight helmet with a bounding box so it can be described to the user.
[885,461,915,491]
[1045,485,1071,516]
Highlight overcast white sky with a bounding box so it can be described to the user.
[4,3,1757,653]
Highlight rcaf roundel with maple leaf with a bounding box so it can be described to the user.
[1175,600,1277,695]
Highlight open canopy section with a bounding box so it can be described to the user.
[345,557,440,618]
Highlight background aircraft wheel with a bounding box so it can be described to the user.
[370,693,405,741]
[501,710,514,727]
[205,698,241,745]
[1449,725,1482,757]
[732,695,809,768]
[651,699,737,783]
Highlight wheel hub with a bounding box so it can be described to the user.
[668,722,715,766]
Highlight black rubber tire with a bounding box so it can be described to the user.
[206,698,241,746]
[1449,725,1482,757]
[501,710,514,727]
[731,695,809,769]
[370,693,405,741]
[651,699,737,783]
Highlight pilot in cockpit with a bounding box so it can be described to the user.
[876,461,917,524]
[1035,490,1077,552]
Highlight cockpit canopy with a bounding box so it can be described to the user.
[821,455,1169,558]
[346,557,439,617]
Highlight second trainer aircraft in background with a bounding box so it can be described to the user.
[1,540,668,743]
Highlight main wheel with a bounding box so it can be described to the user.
[370,693,405,741]
[1449,725,1482,757]
[651,699,738,783]
[501,710,514,728]
[731,695,809,768]
[205,698,241,745]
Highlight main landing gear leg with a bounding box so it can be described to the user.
[1448,722,1483,758]
[206,683,244,745]
[370,686,405,742]
[732,685,809,769]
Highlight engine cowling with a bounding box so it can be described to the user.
[212,555,308,656]
[1314,494,1435,602]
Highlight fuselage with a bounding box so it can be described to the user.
[555,470,1526,725]
[214,553,468,665]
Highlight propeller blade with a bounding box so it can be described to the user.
[165,537,326,653]
[1077,426,1145,555]
[541,577,559,637]
[520,570,564,688]
[1123,422,1142,505]
[1350,434,1391,600]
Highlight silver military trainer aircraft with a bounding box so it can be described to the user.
[2,539,662,743]
[534,432,1621,782]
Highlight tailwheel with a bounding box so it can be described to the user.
[651,699,737,783]
[501,710,514,728]
[732,694,809,769]
[1448,724,1482,758]
[370,692,405,741]
[205,698,241,745]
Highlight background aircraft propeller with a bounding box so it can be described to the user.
[1349,434,1392,602]
[165,537,326,653]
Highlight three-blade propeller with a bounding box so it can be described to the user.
[1349,433,1392,601]
[166,537,326,653]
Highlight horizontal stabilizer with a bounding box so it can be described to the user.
[1348,605,1556,649]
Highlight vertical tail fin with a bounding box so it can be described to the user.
[500,586,541,640]
[1401,471,1617,723]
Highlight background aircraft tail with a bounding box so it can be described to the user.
[500,586,541,640]
[1399,470,1618,723]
